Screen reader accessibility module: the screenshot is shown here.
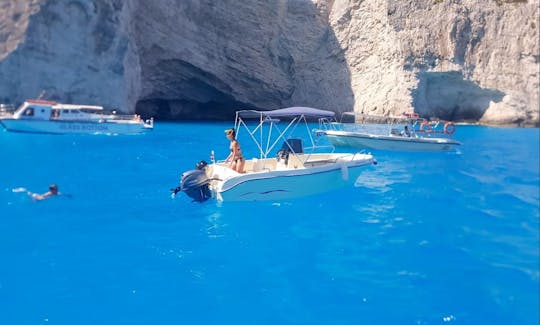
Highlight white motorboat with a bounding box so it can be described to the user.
[175,107,377,202]
[316,112,461,152]
[0,99,153,134]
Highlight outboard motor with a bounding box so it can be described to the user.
[173,160,212,202]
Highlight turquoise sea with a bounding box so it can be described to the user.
[0,123,538,324]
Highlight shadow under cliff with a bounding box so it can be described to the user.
[131,0,353,121]
[412,71,505,121]
[134,58,258,121]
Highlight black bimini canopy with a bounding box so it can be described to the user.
[237,107,335,119]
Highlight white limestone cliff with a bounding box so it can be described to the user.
[0,0,538,125]
[327,0,539,125]
[0,0,129,110]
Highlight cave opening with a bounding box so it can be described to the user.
[413,71,505,121]
[135,98,255,121]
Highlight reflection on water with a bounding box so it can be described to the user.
[205,211,226,239]
[355,165,412,192]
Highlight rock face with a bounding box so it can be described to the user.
[0,0,129,110]
[329,0,539,125]
[0,0,538,125]
[126,0,354,120]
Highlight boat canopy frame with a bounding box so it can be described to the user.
[234,107,336,159]
[339,112,421,124]
[317,111,458,138]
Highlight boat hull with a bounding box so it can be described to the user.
[324,130,460,152]
[208,155,375,202]
[0,118,150,134]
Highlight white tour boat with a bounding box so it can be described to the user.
[174,107,377,202]
[0,99,153,134]
[316,112,461,152]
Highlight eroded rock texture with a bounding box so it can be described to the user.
[329,0,539,125]
[0,0,128,110]
[0,0,538,125]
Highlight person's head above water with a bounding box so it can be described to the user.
[27,184,61,201]
[49,184,58,195]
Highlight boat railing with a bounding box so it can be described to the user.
[0,104,16,116]
[93,113,154,125]
[102,113,143,121]
[323,112,457,137]
[414,120,457,136]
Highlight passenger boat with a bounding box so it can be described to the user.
[0,99,153,134]
[316,112,461,152]
[174,107,377,202]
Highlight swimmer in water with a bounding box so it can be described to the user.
[28,184,61,201]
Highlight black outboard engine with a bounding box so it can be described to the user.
[175,160,212,202]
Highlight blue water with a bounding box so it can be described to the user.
[1,123,538,324]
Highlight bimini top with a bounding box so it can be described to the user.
[237,107,335,119]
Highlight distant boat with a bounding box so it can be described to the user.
[175,107,377,202]
[315,112,461,152]
[0,99,153,134]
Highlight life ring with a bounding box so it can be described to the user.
[420,121,432,133]
[444,122,456,135]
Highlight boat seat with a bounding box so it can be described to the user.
[287,154,304,169]
[251,158,263,172]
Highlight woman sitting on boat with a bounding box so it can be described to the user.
[224,128,245,173]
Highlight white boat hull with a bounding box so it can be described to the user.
[0,118,150,134]
[177,107,379,203]
[207,154,375,202]
[323,130,460,152]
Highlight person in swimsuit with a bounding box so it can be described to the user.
[224,128,245,173]
[28,184,60,201]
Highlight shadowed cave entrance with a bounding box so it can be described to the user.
[413,71,505,121]
[133,59,258,120]
[135,98,252,121]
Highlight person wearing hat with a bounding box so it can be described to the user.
[224,128,245,173]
